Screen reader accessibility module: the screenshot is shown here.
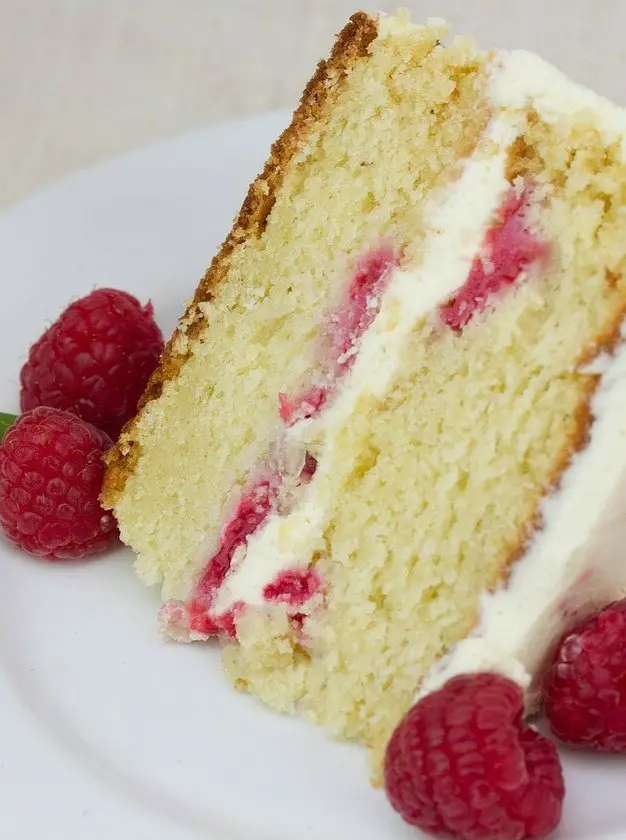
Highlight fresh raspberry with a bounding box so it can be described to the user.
[0,407,119,560]
[384,673,564,840]
[544,599,626,751]
[20,288,163,440]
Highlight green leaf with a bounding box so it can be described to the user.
[0,412,17,443]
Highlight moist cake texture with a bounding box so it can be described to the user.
[103,11,626,775]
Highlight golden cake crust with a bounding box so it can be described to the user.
[102,11,379,508]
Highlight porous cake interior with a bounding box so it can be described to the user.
[104,12,626,776]
[107,16,487,596]
[223,115,626,769]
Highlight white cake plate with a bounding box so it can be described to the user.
[0,112,625,840]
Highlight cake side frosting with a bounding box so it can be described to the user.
[419,328,626,702]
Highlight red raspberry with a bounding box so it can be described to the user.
[20,288,163,440]
[384,673,564,840]
[0,407,119,560]
[544,599,626,751]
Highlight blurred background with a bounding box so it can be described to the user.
[2,0,625,209]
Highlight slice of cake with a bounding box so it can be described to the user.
[102,10,626,773]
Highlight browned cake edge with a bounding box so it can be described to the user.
[102,11,379,508]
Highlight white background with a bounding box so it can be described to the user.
[2,0,626,207]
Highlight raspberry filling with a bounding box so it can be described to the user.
[165,208,545,642]
[161,455,321,640]
[278,387,329,426]
[263,568,323,606]
[440,185,547,331]
[331,245,398,370]
[300,452,318,484]
[278,245,399,427]
[187,479,277,636]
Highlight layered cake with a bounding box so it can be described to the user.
[103,11,626,771]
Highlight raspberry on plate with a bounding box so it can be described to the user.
[384,673,564,840]
[544,599,626,752]
[0,407,119,560]
[20,288,163,440]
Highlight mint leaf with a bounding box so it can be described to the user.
[0,412,17,443]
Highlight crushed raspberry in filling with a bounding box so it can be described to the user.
[162,453,322,640]
[330,245,398,370]
[162,451,322,641]
[278,387,329,426]
[263,568,323,606]
[187,479,276,636]
[440,185,548,331]
[300,452,318,484]
[277,246,400,429]
[289,613,307,638]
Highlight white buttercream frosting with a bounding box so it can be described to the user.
[491,50,626,155]
[420,329,626,701]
